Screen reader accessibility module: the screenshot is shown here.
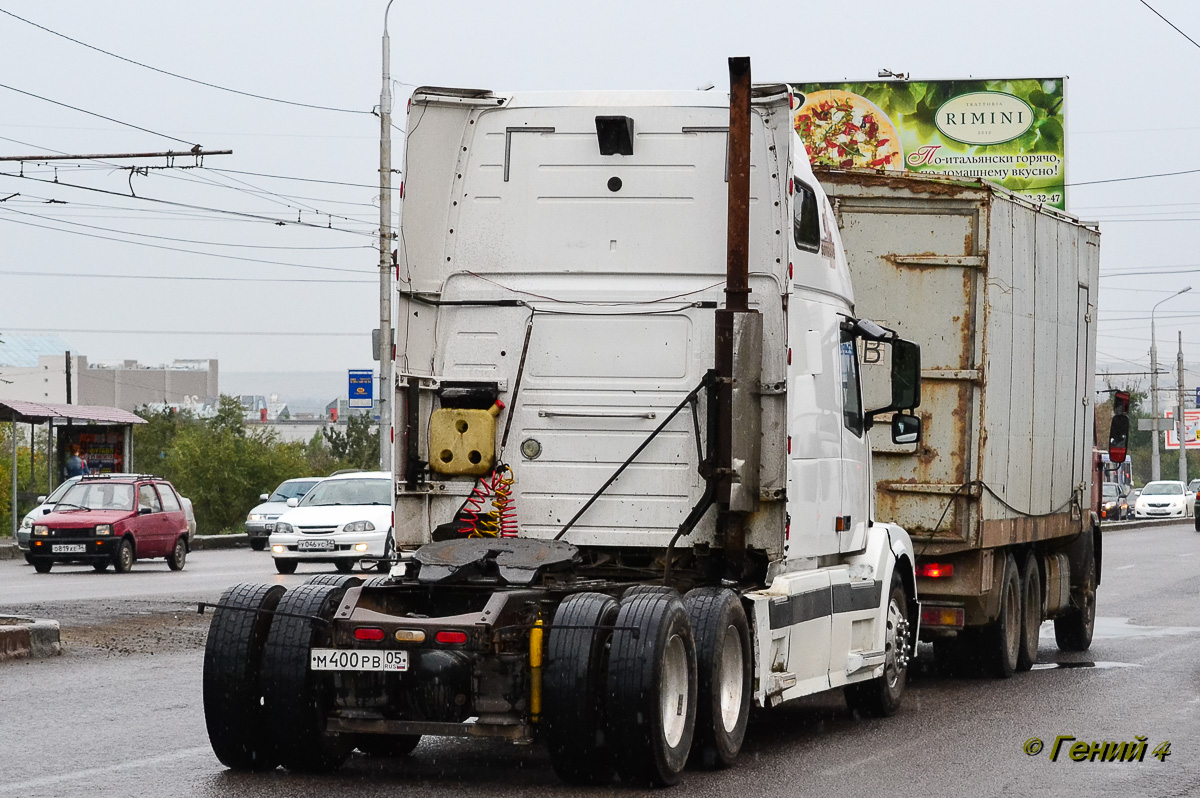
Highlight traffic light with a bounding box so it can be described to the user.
[1113,390,1131,416]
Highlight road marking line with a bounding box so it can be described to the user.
[0,746,210,793]
[1116,564,1136,570]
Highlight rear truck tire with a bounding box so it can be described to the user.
[114,538,135,574]
[623,585,678,599]
[92,561,109,573]
[167,537,187,571]
[844,571,912,717]
[1016,552,1042,672]
[334,559,354,574]
[250,538,268,552]
[31,558,52,574]
[274,558,297,575]
[1054,540,1097,652]
[306,574,364,589]
[683,588,751,768]
[543,592,621,785]
[356,735,421,757]
[605,592,697,788]
[986,554,1021,678]
[262,583,353,773]
[203,582,287,770]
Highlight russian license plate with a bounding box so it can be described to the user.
[310,649,408,672]
[298,539,335,551]
[52,544,86,554]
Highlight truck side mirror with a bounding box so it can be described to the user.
[286,498,299,508]
[891,412,921,445]
[260,493,270,501]
[1108,414,1130,463]
[890,339,921,411]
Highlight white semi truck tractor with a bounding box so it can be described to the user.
[202,59,925,786]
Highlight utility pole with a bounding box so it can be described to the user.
[1179,332,1188,484]
[377,0,396,473]
[1149,287,1191,480]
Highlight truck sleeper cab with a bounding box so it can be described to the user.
[202,72,922,787]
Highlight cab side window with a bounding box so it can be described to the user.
[158,484,181,513]
[839,330,865,438]
[138,484,163,513]
[793,180,821,253]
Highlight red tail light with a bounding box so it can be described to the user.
[354,627,386,641]
[919,562,954,578]
[435,630,468,644]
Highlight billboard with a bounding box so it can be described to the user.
[791,78,1067,210]
[348,369,374,410]
[1164,409,1200,450]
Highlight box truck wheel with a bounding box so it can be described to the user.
[605,592,697,787]
[543,592,621,785]
[1054,543,1096,652]
[262,583,353,772]
[203,582,287,771]
[986,554,1021,678]
[845,571,911,716]
[1017,552,1042,672]
[683,587,751,768]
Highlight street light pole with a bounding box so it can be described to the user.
[378,0,396,473]
[1150,285,1191,481]
[1179,332,1188,484]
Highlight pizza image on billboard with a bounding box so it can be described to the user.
[793,90,903,170]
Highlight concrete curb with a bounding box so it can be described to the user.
[0,616,62,662]
[192,533,250,550]
[1103,518,1194,533]
[0,540,20,560]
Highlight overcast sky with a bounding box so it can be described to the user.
[0,0,1197,401]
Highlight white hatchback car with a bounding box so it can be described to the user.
[1134,480,1192,519]
[269,472,393,574]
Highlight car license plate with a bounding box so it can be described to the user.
[52,544,86,554]
[298,539,335,551]
[310,649,408,672]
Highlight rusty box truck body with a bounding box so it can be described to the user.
[817,167,1101,675]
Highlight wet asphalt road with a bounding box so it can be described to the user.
[2,525,1200,798]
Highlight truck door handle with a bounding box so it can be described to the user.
[538,410,657,419]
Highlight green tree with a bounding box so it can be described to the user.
[322,413,380,471]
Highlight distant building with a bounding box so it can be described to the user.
[0,335,218,411]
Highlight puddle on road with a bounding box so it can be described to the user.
[1039,616,1200,641]
[1031,661,1140,671]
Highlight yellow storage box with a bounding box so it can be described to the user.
[429,403,500,476]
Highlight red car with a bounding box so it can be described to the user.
[27,474,191,574]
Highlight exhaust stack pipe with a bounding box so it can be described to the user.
[714,57,762,575]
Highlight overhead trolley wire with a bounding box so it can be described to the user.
[0,7,372,116]
[0,203,373,251]
[0,170,378,237]
[1136,0,1200,51]
[0,212,373,275]
[0,80,196,148]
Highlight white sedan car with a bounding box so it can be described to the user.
[1134,480,1192,519]
[269,472,393,575]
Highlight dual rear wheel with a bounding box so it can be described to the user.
[543,587,752,787]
